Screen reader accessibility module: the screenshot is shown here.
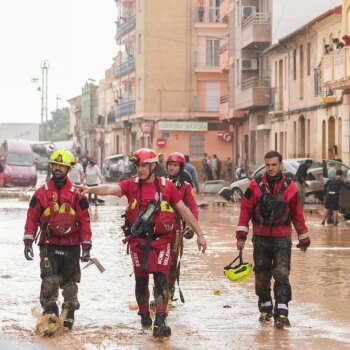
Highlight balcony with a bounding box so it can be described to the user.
[115,16,136,41]
[115,100,135,118]
[219,94,229,117]
[241,12,271,50]
[115,57,135,79]
[314,67,337,104]
[235,76,270,110]
[195,52,221,73]
[269,87,283,116]
[322,48,350,90]
[219,42,228,71]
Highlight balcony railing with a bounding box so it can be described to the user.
[115,57,135,79]
[314,67,336,103]
[242,12,271,27]
[195,7,220,23]
[115,16,136,40]
[115,100,135,118]
[242,76,270,90]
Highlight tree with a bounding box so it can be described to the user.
[47,107,70,141]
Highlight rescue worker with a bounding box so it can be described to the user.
[235,151,310,328]
[77,148,207,338]
[166,152,199,305]
[23,149,92,334]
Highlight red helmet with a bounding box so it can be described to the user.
[130,148,158,165]
[166,152,185,165]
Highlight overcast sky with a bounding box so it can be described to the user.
[0,0,342,125]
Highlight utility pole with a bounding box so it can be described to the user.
[41,60,49,140]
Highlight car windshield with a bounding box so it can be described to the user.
[295,159,323,169]
[6,153,34,166]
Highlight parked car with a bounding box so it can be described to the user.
[0,139,37,187]
[31,142,52,171]
[219,158,323,202]
[102,154,134,182]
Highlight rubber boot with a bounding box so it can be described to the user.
[274,315,290,329]
[140,313,152,330]
[43,304,59,337]
[153,314,171,338]
[63,308,75,331]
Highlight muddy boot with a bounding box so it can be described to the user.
[63,309,75,331]
[42,304,59,337]
[168,287,175,307]
[274,315,290,329]
[153,314,171,338]
[259,311,273,322]
[140,313,152,330]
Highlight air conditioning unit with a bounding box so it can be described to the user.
[242,6,256,19]
[241,58,258,70]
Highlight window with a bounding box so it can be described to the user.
[293,49,296,80]
[206,38,219,66]
[300,44,304,99]
[307,43,311,76]
[189,134,204,157]
[138,34,142,54]
[138,77,142,100]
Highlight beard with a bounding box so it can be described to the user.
[52,169,67,181]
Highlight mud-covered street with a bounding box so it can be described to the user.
[1,188,350,349]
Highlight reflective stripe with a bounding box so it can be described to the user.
[236,226,249,233]
[328,191,336,194]
[23,235,34,241]
[299,233,309,240]
[260,301,272,307]
[277,303,288,311]
[161,177,166,186]
[81,240,92,244]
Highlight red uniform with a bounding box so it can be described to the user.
[24,178,92,246]
[119,176,181,314]
[237,173,307,238]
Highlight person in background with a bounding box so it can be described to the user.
[226,157,233,182]
[342,34,350,46]
[76,148,207,339]
[0,160,4,192]
[201,153,208,182]
[155,153,167,177]
[294,159,313,208]
[184,155,200,194]
[207,155,213,181]
[166,152,199,305]
[235,151,310,329]
[68,156,84,185]
[84,159,103,204]
[198,0,205,22]
[23,149,92,335]
[115,157,126,181]
[80,150,90,172]
[321,169,350,226]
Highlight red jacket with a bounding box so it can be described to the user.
[23,178,92,246]
[177,180,198,221]
[236,173,308,238]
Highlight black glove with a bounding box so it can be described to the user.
[24,245,34,261]
[81,250,90,262]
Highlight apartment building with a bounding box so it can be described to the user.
[320,0,350,164]
[267,6,342,162]
[221,0,272,170]
[110,0,231,161]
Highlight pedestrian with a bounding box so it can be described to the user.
[235,150,310,328]
[184,155,200,194]
[321,169,350,226]
[23,149,92,335]
[207,155,213,181]
[155,153,167,177]
[115,157,126,181]
[294,159,313,208]
[226,157,233,182]
[166,152,199,305]
[201,153,208,182]
[77,148,207,338]
[0,160,4,192]
[68,156,84,185]
[198,0,205,21]
[84,159,103,204]
[80,150,90,172]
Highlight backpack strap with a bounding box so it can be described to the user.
[255,174,268,195]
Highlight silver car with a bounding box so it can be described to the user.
[219,158,323,202]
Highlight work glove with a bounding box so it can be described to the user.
[81,243,91,262]
[183,226,194,240]
[24,240,34,261]
[296,235,311,252]
[236,231,247,241]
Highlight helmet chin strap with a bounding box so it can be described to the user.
[142,163,157,181]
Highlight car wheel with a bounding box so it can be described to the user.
[231,187,243,202]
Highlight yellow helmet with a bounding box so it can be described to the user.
[49,149,75,168]
[224,250,252,283]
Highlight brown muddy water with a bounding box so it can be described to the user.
[1,195,350,350]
